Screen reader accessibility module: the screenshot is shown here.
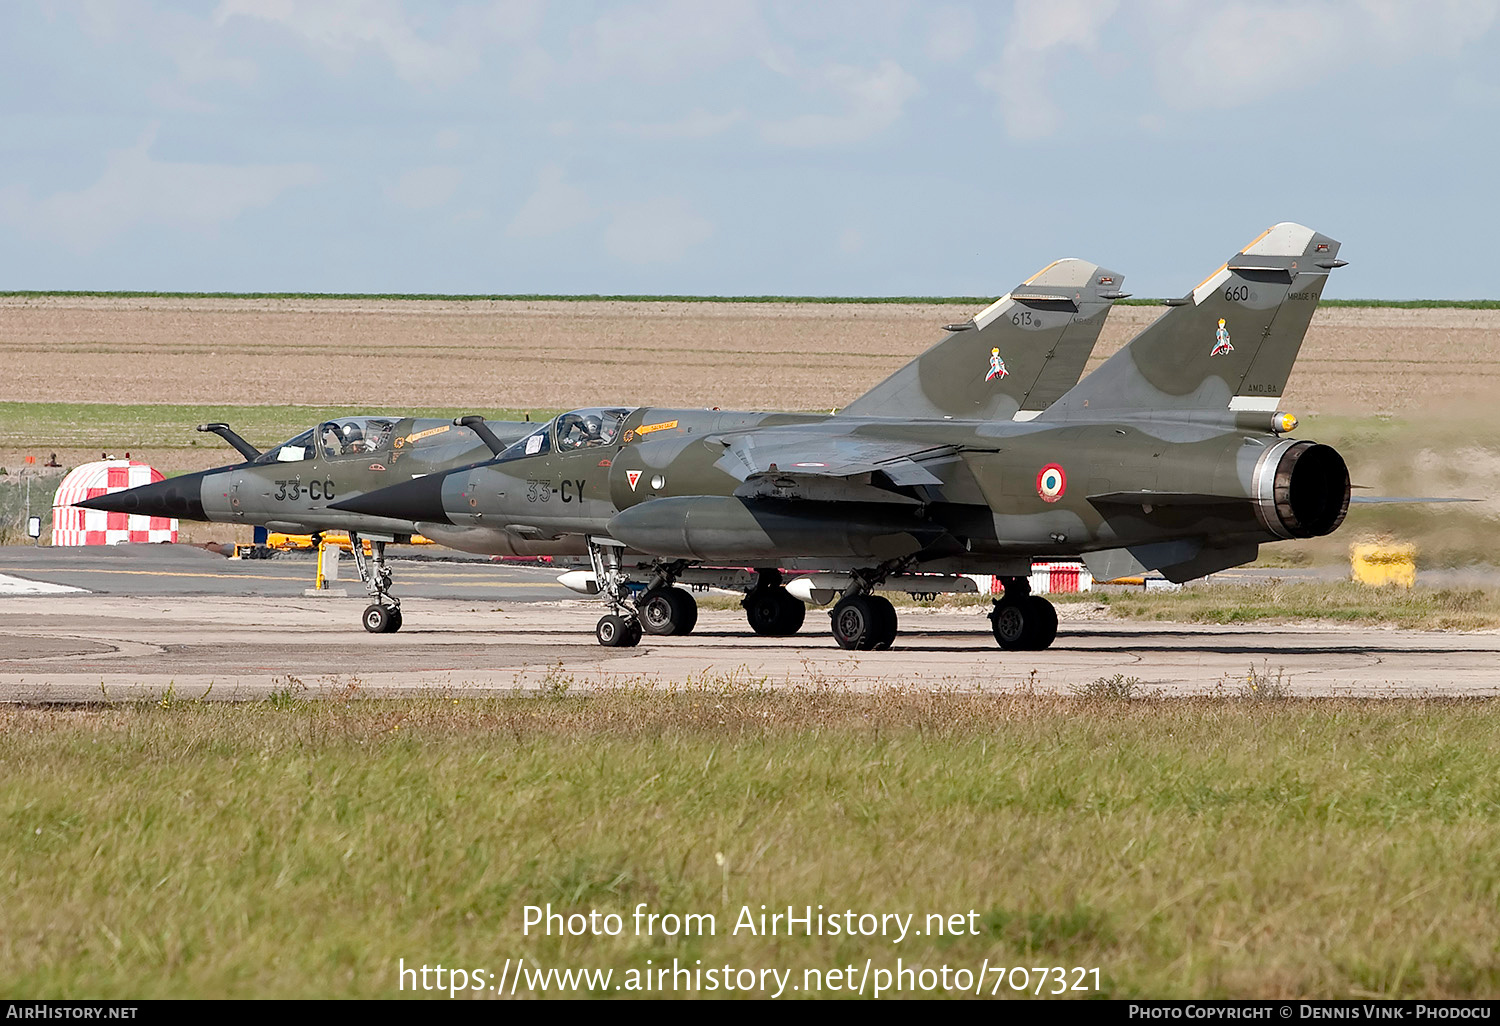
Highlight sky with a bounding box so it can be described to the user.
[2,0,1499,299]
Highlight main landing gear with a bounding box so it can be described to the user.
[829,593,898,651]
[743,571,806,637]
[640,586,699,637]
[817,567,901,651]
[350,531,402,633]
[989,576,1057,651]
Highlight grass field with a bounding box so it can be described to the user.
[3,692,1499,999]
[1086,581,1500,631]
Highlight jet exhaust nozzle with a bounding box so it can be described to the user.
[1256,441,1350,539]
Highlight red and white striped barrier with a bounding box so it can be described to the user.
[965,561,1093,596]
[51,460,178,546]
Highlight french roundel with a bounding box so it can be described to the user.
[1036,463,1067,502]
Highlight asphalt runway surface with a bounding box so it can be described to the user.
[1,545,1498,700]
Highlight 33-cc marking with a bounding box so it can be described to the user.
[274,479,335,501]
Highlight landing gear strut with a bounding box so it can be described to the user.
[349,531,402,633]
[989,576,1057,650]
[589,537,642,647]
[743,571,806,636]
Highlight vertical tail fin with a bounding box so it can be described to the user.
[1042,223,1343,418]
[840,258,1125,421]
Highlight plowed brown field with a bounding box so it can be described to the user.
[3,296,1496,413]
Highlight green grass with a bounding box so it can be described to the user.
[0,402,559,453]
[5,291,1500,307]
[1094,581,1500,630]
[3,692,1500,999]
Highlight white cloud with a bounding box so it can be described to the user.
[612,109,745,140]
[0,129,321,254]
[568,0,763,82]
[1143,0,1500,109]
[762,59,921,147]
[924,4,979,61]
[214,0,529,87]
[977,0,1119,139]
[384,165,463,210]
[602,197,714,266]
[505,164,594,239]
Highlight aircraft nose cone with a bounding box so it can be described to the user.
[72,470,211,521]
[327,471,456,523]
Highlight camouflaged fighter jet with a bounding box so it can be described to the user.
[335,224,1353,651]
[327,258,1127,638]
[72,415,531,633]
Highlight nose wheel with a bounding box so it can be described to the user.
[596,613,643,647]
[362,604,403,634]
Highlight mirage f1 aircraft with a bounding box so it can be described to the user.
[336,224,1352,651]
[328,258,1129,638]
[73,415,531,632]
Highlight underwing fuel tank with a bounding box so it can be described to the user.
[605,496,942,562]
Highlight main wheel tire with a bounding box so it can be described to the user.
[386,607,404,633]
[990,599,1029,650]
[1022,595,1057,650]
[831,595,881,650]
[745,587,804,636]
[596,613,642,647]
[774,591,805,635]
[362,604,393,634]
[868,594,898,650]
[640,587,699,636]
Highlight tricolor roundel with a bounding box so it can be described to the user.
[1036,463,1067,503]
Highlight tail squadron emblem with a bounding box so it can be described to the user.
[1211,318,1234,357]
[985,347,1009,382]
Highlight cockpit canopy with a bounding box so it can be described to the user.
[497,408,632,462]
[254,417,403,464]
[319,417,397,459]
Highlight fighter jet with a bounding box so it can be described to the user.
[337,224,1352,651]
[329,258,1128,639]
[72,415,532,632]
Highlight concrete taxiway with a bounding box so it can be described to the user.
[1,545,1497,700]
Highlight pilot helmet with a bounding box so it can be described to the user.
[583,415,603,439]
[341,421,363,441]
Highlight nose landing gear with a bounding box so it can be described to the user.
[350,531,402,633]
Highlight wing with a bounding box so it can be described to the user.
[711,429,967,503]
